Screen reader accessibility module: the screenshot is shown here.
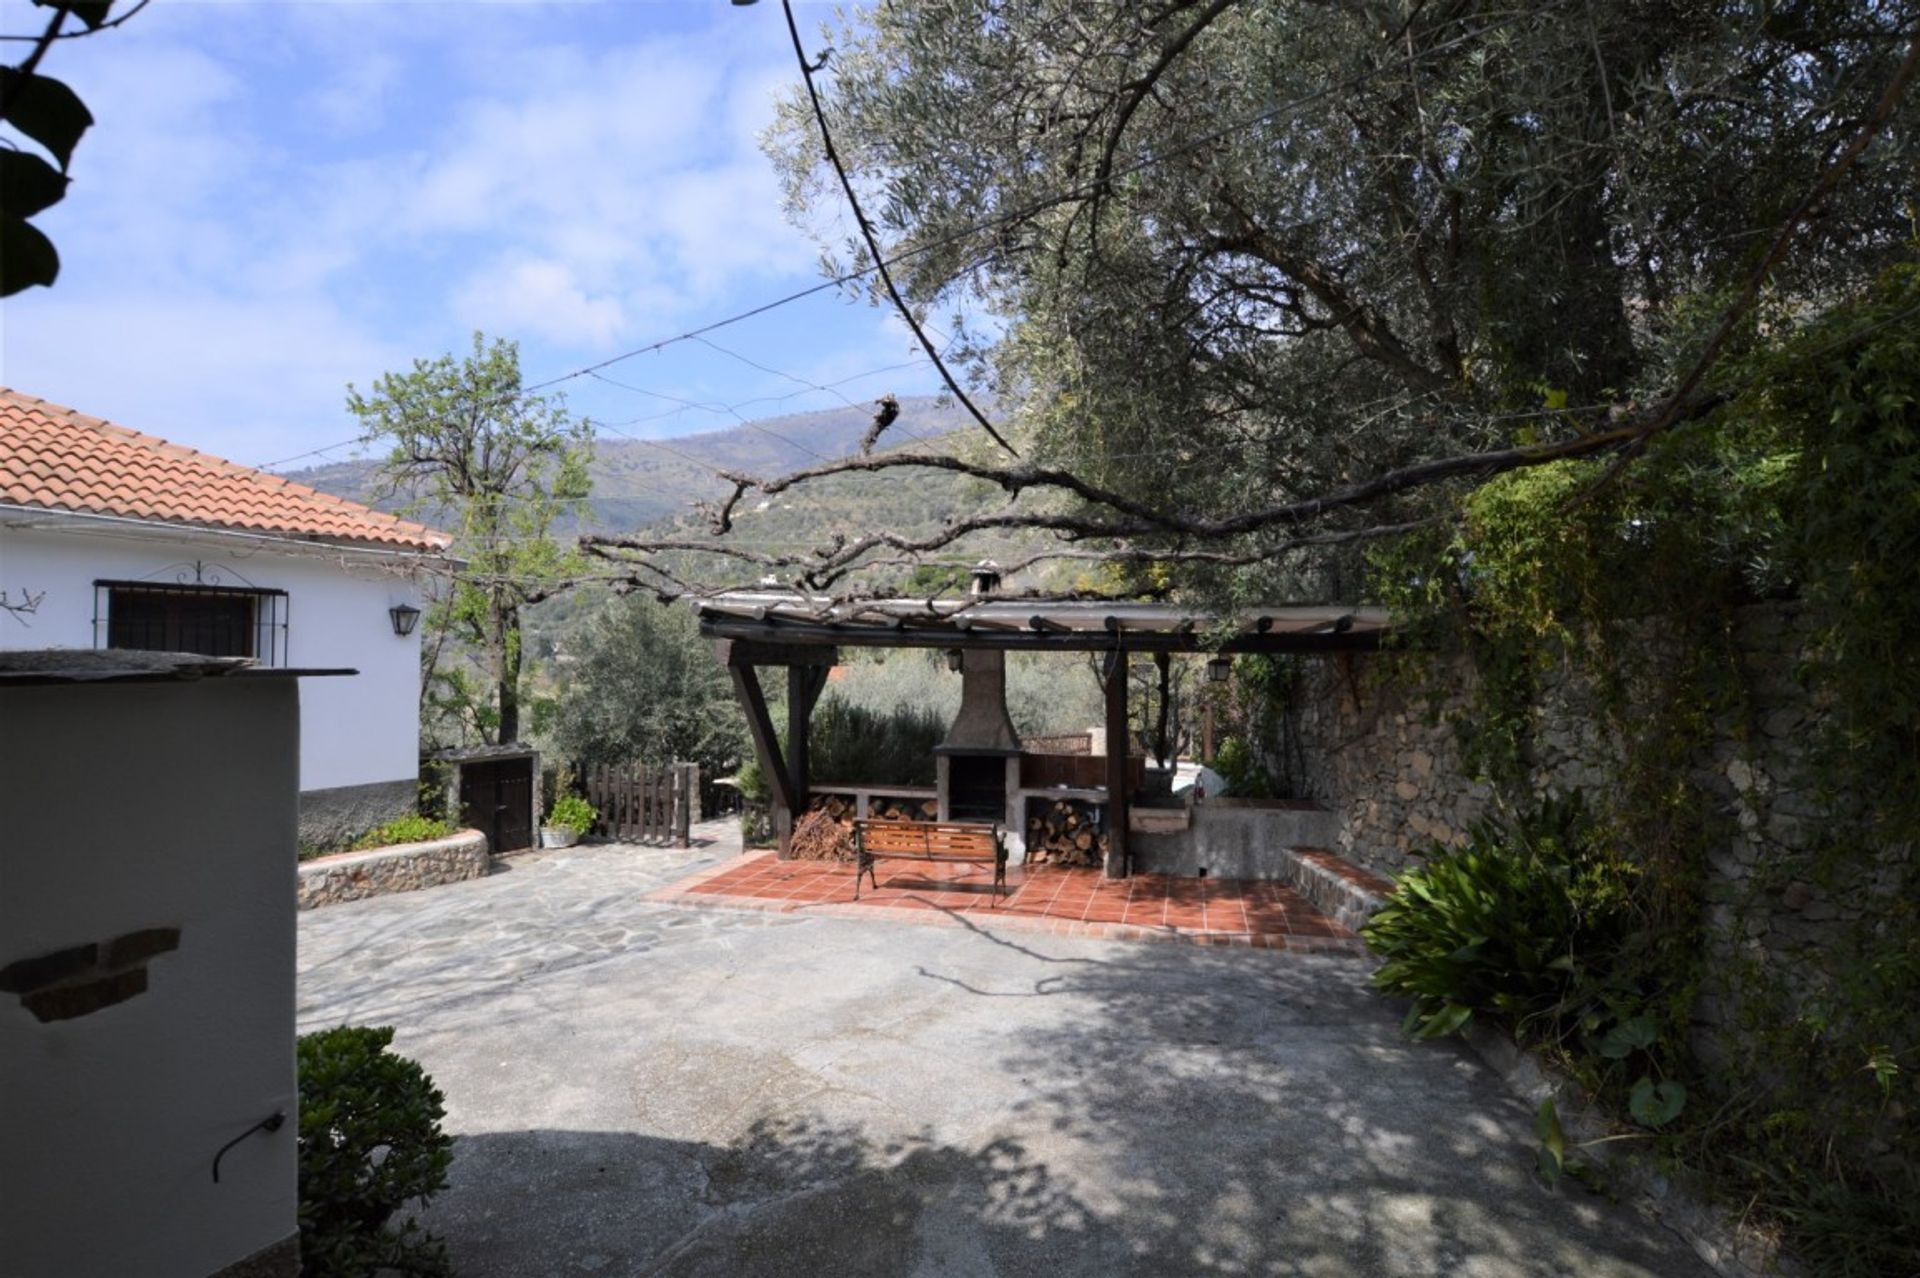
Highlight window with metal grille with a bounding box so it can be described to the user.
[95,580,289,666]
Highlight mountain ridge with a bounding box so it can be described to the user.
[289,393,978,536]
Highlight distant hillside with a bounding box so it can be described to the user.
[291,394,982,537]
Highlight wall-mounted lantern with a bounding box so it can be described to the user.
[389,603,422,637]
[1206,655,1233,684]
[945,649,964,673]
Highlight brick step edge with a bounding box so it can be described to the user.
[1272,846,1396,935]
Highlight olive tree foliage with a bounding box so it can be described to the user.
[1,1,152,295]
[350,334,591,747]
[543,594,746,777]
[606,0,1920,602]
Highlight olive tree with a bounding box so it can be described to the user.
[350,333,591,746]
[544,594,745,777]
[588,0,1919,599]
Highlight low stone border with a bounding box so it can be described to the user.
[297,829,490,910]
[1460,1021,1793,1278]
[1274,845,1395,932]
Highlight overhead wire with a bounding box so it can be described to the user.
[256,0,1578,471]
[227,0,1597,572]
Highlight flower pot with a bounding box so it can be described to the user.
[540,826,581,849]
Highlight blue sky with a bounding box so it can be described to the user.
[0,0,947,468]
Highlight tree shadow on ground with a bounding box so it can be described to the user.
[426,1119,1111,1278]
[423,931,1715,1277]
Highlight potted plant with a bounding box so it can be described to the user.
[541,794,597,848]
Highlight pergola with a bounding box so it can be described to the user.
[699,590,1390,879]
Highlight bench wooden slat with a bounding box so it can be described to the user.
[852,817,1007,904]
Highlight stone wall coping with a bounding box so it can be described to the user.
[299,828,488,871]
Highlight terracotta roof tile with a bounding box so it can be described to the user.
[0,388,451,552]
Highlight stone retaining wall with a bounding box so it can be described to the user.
[297,829,490,910]
[1290,601,1906,1072]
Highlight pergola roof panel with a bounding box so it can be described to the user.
[694,593,1389,654]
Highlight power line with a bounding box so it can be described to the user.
[254,3,1567,481]
[506,0,1574,413]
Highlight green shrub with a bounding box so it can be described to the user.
[1211,735,1273,799]
[809,696,943,786]
[297,1026,454,1278]
[1364,795,1644,1042]
[733,757,768,805]
[545,793,597,834]
[349,814,455,851]
[732,759,775,846]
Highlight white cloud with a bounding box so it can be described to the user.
[1,288,409,465]
[452,257,629,349]
[0,0,857,462]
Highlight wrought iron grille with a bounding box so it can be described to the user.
[94,579,290,667]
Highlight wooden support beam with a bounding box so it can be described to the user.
[713,637,840,668]
[727,662,795,856]
[1102,649,1129,880]
[787,663,829,817]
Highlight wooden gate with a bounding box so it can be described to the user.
[585,761,698,846]
[459,754,535,853]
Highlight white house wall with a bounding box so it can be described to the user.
[0,676,301,1278]
[0,523,426,807]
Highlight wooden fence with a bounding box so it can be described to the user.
[585,761,699,846]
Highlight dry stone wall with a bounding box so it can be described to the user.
[1291,602,1904,1068]
[297,829,491,910]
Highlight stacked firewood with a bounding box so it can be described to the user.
[1025,798,1108,867]
[790,806,853,860]
[790,793,943,860]
[870,795,939,822]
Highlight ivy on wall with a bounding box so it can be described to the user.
[1364,266,1920,1276]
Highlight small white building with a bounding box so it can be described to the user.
[0,650,320,1278]
[0,389,453,847]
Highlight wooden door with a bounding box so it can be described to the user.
[460,757,534,853]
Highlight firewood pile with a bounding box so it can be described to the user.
[871,795,939,821]
[789,807,852,860]
[790,793,941,861]
[1025,797,1108,867]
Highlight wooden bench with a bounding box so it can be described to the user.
[852,819,1007,904]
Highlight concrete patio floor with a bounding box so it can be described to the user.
[297,824,1717,1278]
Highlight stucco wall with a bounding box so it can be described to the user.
[0,521,426,795]
[0,676,302,1278]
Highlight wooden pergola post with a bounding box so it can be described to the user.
[1102,648,1129,879]
[787,664,828,824]
[715,639,837,859]
[726,662,795,856]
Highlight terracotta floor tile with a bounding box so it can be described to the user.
[656,853,1353,951]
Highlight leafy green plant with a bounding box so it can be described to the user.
[545,793,597,835]
[1364,794,1640,1040]
[809,696,944,786]
[349,814,455,852]
[733,758,774,846]
[297,1026,453,1278]
[1211,735,1273,799]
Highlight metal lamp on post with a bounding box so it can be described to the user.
[1206,655,1233,684]
[388,603,422,637]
